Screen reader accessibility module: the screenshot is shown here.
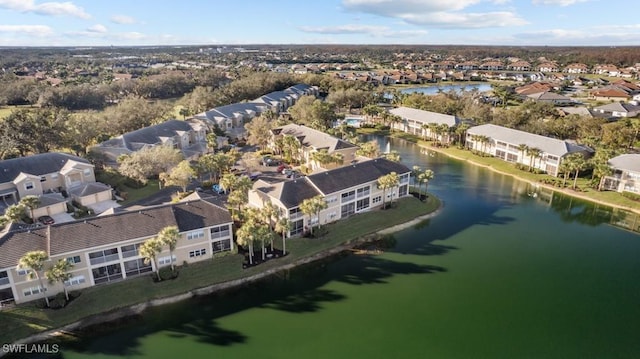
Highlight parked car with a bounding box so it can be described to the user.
[38,215,55,225]
[212,184,225,194]
[262,156,281,166]
[277,164,289,173]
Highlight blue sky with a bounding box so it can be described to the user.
[0,0,638,47]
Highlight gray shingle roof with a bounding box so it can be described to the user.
[68,182,112,197]
[275,124,358,152]
[0,153,89,184]
[390,106,460,126]
[608,154,640,173]
[118,119,196,151]
[594,102,640,113]
[0,200,231,268]
[255,179,320,208]
[467,124,587,157]
[307,158,411,195]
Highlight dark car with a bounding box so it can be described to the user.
[38,215,55,225]
[262,156,281,166]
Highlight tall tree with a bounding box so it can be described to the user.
[18,251,50,307]
[300,195,328,236]
[244,114,273,151]
[236,218,258,265]
[157,226,180,271]
[139,238,163,281]
[275,216,291,255]
[19,195,40,223]
[160,160,195,193]
[419,169,435,198]
[4,204,26,223]
[45,259,73,301]
[526,147,542,172]
[377,172,400,209]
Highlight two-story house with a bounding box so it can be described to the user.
[0,199,233,305]
[603,154,640,193]
[466,124,593,176]
[0,153,113,219]
[248,158,412,237]
[269,124,359,170]
[389,107,461,144]
[91,119,208,165]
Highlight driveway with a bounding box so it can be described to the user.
[50,212,75,224]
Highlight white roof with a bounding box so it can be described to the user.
[389,106,459,126]
[608,154,640,173]
[467,124,587,157]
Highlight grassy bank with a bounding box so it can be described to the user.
[0,195,440,344]
[378,130,640,214]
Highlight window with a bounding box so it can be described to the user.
[211,225,230,239]
[66,256,81,264]
[356,198,370,212]
[158,255,177,266]
[40,176,46,182]
[399,173,410,184]
[289,207,302,219]
[372,196,382,204]
[64,275,86,287]
[25,181,34,190]
[121,244,141,258]
[506,153,518,163]
[23,286,46,297]
[341,190,355,203]
[356,186,370,198]
[189,248,207,258]
[290,219,304,236]
[398,185,408,197]
[17,268,29,276]
[92,264,122,284]
[212,239,231,253]
[341,202,355,217]
[325,196,337,204]
[123,259,152,277]
[83,168,92,176]
[89,248,119,265]
[0,271,8,286]
[187,230,204,240]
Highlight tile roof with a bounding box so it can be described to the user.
[307,158,411,195]
[608,154,640,173]
[274,124,358,152]
[467,124,589,157]
[0,153,89,184]
[0,200,231,268]
[389,107,460,127]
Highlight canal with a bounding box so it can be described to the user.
[59,136,640,359]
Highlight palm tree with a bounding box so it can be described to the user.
[4,203,26,223]
[419,169,435,198]
[377,172,400,209]
[517,144,529,166]
[139,238,163,281]
[261,202,278,251]
[275,216,291,255]
[454,123,470,147]
[282,134,301,164]
[157,226,179,271]
[526,147,542,172]
[559,160,571,187]
[300,195,327,236]
[236,218,257,265]
[566,153,587,190]
[19,195,40,223]
[45,259,73,301]
[219,173,237,194]
[383,150,401,162]
[18,251,50,307]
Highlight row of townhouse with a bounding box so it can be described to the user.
[388,106,461,144]
[90,84,319,165]
[0,199,233,305]
[248,157,412,236]
[603,154,640,193]
[0,153,115,219]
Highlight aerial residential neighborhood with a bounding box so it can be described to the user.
[1,43,640,356]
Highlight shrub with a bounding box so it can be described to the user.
[622,191,640,202]
[201,180,213,188]
[158,266,178,281]
[49,293,67,309]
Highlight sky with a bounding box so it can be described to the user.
[0,0,639,47]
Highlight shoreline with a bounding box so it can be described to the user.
[5,203,443,350]
[410,140,640,216]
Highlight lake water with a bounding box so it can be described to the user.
[59,137,640,359]
[401,83,492,95]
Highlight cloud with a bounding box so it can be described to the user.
[116,32,146,40]
[532,0,589,6]
[0,0,90,19]
[299,24,427,37]
[110,14,136,24]
[0,24,53,36]
[514,27,640,45]
[341,0,527,28]
[86,24,107,33]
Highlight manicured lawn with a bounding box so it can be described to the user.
[0,195,440,344]
[118,179,161,205]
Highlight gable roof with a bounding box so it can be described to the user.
[0,200,232,268]
[307,158,411,195]
[0,152,90,184]
[254,179,321,208]
[389,106,460,127]
[467,124,589,157]
[274,124,358,152]
[608,154,640,173]
[118,119,196,151]
[593,102,640,113]
[526,91,572,102]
